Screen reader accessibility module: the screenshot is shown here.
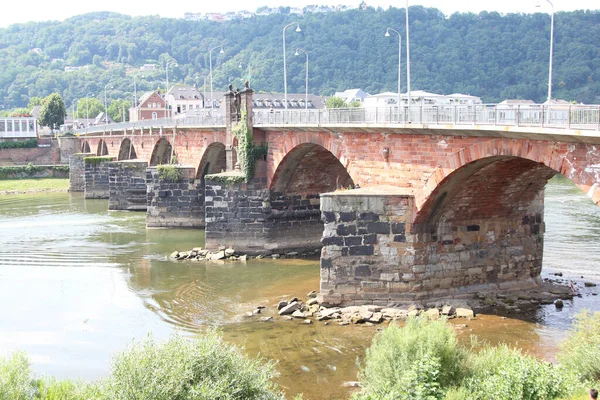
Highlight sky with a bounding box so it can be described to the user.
[1,0,598,28]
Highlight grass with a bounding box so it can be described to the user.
[0,178,69,193]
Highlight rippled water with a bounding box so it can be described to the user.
[0,176,598,399]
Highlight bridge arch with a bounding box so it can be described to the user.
[118,138,138,161]
[96,140,109,156]
[81,140,91,153]
[149,138,173,166]
[196,142,226,179]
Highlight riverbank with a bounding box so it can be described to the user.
[0,178,69,195]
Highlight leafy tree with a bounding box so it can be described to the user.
[27,97,43,109]
[326,96,348,108]
[107,99,131,122]
[349,100,362,108]
[10,108,31,116]
[38,93,66,131]
[75,98,104,119]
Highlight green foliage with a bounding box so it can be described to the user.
[38,93,66,131]
[558,310,600,382]
[326,96,348,109]
[157,164,183,182]
[205,172,246,185]
[449,345,574,400]
[27,97,43,109]
[0,352,36,399]
[0,8,599,109]
[353,317,465,400]
[0,138,38,150]
[11,107,31,117]
[107,98,131,123]
[83,156,114,166]
[106,333,282,400]
[76,98,104,119]
[0,163,44,180]
[232,108,267,182]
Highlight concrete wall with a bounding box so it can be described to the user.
[108,161,148,211]
[147,166,204,228]
[84,157,115,199]
[69,153,94,192]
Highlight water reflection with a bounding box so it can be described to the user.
[0,176,598,399]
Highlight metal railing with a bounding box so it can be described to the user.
[75,104,600,135]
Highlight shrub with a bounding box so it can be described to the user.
[449,344,574,400]
[156,164,183,182]
[0,352,36,399]
[105,333,282,400]
[558,310,600,382]
[0,138,38,150]
[352,317,465,400]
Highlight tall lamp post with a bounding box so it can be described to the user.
[537,0,554,119]
[294,48,309,110]
[85,92,93,125]
[209,45,224,110]
[282,22,301,109]
[385,27,402,117]
[405,0,412,113]
[165,60,178,118]
[72,99,78,126]
[103,83,112,128]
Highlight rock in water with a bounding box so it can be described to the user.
[169,251,179,259]
[279,301,301,315]
[224,248,235,257]
[210,251,225,260]
[456,308,475,318]
[276,300,288,310]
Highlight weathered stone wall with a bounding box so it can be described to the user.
[58,137,81,164]
[108,161,148,211]
[69,153,94,192]
[319,186,545,307]
[204,179,323,254]
[147,166,204,228]
[84,157,115,199]
[0,146,61,166]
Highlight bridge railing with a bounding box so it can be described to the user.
[254,104,600,131]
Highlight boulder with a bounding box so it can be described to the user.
[303,319,312,324]
[210,251,226,260]
[368,312,383,323]
[239,255,247,261]
[292,310,305,319]
[279,301,301,316]
[260,316,273,322]
[441,305,455,316]
[224,248,235,257]
[584,282,597,287]
[307,290,318,299]
[169,251,179,259]
[554,299,564,309]
[276,300,288,310]
[456,308,475,318]
[425,308,440,320]
[307,298,319,306]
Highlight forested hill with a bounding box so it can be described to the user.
[0,6,599,109]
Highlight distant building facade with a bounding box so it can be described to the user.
[129,91,168,122]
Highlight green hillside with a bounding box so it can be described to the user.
[0,6,599,109]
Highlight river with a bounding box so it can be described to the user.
[0,174,598,399]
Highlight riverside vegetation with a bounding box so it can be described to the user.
[0,311,598,400]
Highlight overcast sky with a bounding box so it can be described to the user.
[2,0,598,28]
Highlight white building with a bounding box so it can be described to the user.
[333,88,370,104]
[0,117,38,139]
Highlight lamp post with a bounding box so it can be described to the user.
[282,22,301,109]
[209,45,224,110]
[72,99,78,125]
[406,0,412,113]
[85,92,93,125]
[385,27,402,117]
[537,0,554,119]
[165,60,178,118]
[295,48,309,110]
[103,83,112,128]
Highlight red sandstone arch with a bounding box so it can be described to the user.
[270,142,354,194]
[96,140,109,156]
[149,138,173,166]
[118,138,138,161]
[81,140,91,153]
[196,142,227,179]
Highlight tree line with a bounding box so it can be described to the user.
[0,6,598,112]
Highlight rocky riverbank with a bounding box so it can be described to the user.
[169,247,320,262]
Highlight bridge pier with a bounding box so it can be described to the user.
[68,153,94,192]
[319,186,545,307]
[84,156,115,199]
[146,166,204,228]
[108,161,148,211]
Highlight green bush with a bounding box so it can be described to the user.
[156,164,183,182]
[352,317,466,400]
[0,138,38,150]
[447,345,574,400]
[558,310,600,382]
[0,351,36,399]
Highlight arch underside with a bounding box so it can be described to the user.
[150,139,173,166]
[196,143,226,180]
[97,140,108,156]
[118,138,138,161]
[81,141,91,153]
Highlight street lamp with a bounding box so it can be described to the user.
[209,45,225,110]
[85,92,93,124]
[406,0,412,112]
[385,27,402,116]
[282,22,301,109]
[72,99,78,125]
[536,0,554,118]
[295,48,309,110]
[104,83,113,127]
[165,60,178,118]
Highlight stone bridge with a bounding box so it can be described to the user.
[71,89,600,306]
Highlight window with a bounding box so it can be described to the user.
[0,120,5,132]
[6,121,12,132]
[152,112,157,120]
[29,121,34,131]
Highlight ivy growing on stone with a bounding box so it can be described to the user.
[0,138,37,150]
[157,164,183,182]
[232,107,268,182]
[83,156,114,166]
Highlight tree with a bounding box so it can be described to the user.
[27,97,43,109]
[38,93,66,132]
[326,96,348,108]
[11,108,31,117]
[107,99,131,123]
[76,98,104,119]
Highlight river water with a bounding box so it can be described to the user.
[0,175,598,399]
